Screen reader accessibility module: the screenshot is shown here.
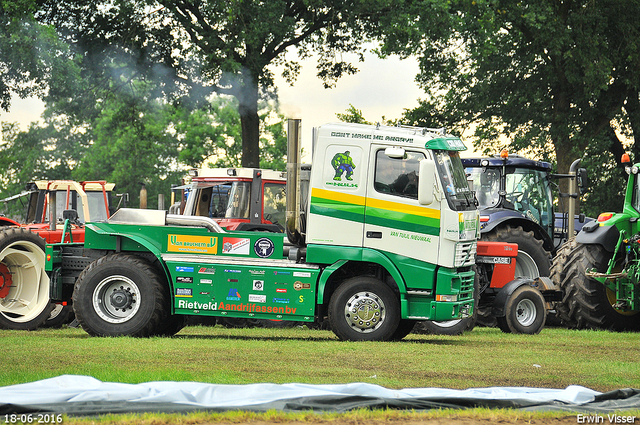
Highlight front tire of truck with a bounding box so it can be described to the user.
[73,254,169,337]
[0,228,52,330]
[328,277,400,341]
[552,241,640,331]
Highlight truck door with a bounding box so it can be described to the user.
[363,146,441,266]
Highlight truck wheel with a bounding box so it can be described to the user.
[153,314,187,336]
[0,228,51,330]
[552,241,640,331]
[42,303,75,328]
[484,225,550,278]
[412,270,479,336]
[328,276,400,341]
[496,286,546,334]
[390,319,416,341]
[73,253,169,337]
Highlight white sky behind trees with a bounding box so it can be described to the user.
[0,52,478,157]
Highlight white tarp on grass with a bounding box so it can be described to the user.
[1,375,638,416]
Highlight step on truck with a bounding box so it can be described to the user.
[44,120,479,341]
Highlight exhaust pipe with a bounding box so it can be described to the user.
[286,119,303,246]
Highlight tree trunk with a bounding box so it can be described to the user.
[237,72,261,168]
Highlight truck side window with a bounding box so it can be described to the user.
[374,150,425,199]
[263,183,286,226]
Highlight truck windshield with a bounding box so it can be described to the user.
[433,150,475,211]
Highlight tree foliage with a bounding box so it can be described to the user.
[33,0,397,167]
[380,0,640,216]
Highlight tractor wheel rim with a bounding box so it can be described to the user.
[0,239,49,322]
[344,291,386,333]
[515,250,540,279]
[92,275,141,324]
[515,298,537,327]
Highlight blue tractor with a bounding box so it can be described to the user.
[462,152,591,280]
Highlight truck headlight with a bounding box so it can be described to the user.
[436,294,458,302]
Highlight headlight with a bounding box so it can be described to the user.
[436,295,458,302]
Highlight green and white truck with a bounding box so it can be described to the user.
[45,120,479,341]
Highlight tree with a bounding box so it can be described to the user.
[0,0,75,111]
[380,0,640,215]
[36,0,398,167]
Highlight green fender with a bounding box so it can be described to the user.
[316,248,407,305]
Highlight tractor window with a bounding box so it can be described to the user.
[505,168,553,230]
[466,167,500,208]
[263,183,286,228]
[633,174,640,213]
[85,192,110,222]
[225,182,251,219]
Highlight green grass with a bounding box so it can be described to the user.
[2,325,639,423]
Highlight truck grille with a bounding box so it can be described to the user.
[455,241,477,267]
[459,272,475,301]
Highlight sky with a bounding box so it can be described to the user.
[0,52,478,157]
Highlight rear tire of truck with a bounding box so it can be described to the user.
[42,303,75,328]
[73,254,169,337]
[0,228,51,330]
[484,226,550,278]
[552,241,640,331]
[412,270,479,336]
[328,277,400,341]
[496,286,546,334]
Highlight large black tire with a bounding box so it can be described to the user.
[496,286,546,334]
[484,226,550,278]
[390,319,416,340]
[412,269,478,336]
[42,303,75,328]
[73,253,169,337]
[328,276,400,341]
[551,239,640,331]
[0,228,52,330]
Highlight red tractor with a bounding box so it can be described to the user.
[0,180,116,330]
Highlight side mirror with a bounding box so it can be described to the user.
[577,168,589,193]
[418,159,436,205]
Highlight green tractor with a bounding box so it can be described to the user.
[551,153,640,331]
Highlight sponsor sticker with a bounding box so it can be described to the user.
[293,271,311,278]
[250,269,266,275]
[175,288,193,297]
[293,281,311,290]
[248,294,267,303]
[272,298,289,304]
[176,276,193,283]
[224,269,242,273]
[176,266,194,273]
[168,235,218,254]
[222,237,251,255]
[200,279,213,284]
[253,280,264,291]
[227,288,241,300]
[254,237,275,258]
[198,267,216,274]
[276,288,287,293]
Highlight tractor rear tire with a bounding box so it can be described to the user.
[73,253,169,337]
[0,228,51,330]
[496,285,546,334]
[484,226,550,278]
[552,240,640,331]
[328,276,400,341]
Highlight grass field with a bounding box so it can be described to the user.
[2,325,639,424]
